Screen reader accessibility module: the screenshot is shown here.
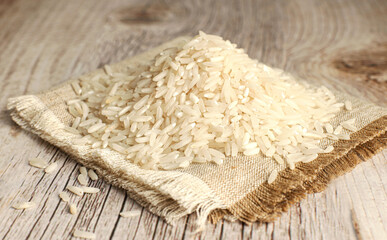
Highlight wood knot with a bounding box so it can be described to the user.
[332,43,387,82]
[108,3,181,26]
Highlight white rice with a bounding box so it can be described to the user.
[88,169,98,181]
[67,31,355,170]
[324,146,334,153]
[120,210,141,218]
[341,122,357,132]
[324,123,333,134]
[337,134,351,140]
[104,65,113,76]
[77,174,88,186]
[79,166,88,176]
[345,100,353,111]
[73,229,96,239]
[82,186,100,194]
[273,154,284,165]
[71,81,82,95]
[29,158,48,169]
[59,192,70,202]
[243,148,260,156]
[44,162,58,173]
[344,118,356,125]
[69,203,77,215]
[267,170,278,184]
[334,125,343,135]
[287,160,295,170]
[66,186,84,196]
[12,201,36,210]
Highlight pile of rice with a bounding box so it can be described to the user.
[66,31,352,170]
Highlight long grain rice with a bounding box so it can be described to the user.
[324,123,333,134]
[344,100,352,111]
[66,186,84,196]
[334,125,343,135]
[88,169,98,181]
[273,154,284,164]
[67,32,350,170]
[341,122,357,132]
[44,162,58,173]
[59,192,70,202]
[70,204,77,215]
[79,166,88,176]
[78,174,88,186]
[267,170,278,184]
[82,186,100,194]
[120,210,142,218]
[12,202,36,210]
[324,146,334,153]
[73,229,96,239]
[29,158,48,169]
[337,134,350,140]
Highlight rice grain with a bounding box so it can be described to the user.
[69,204,77,215]
[345,100,353,111]
[120,210,142,218]
[66,186,84,196]
[273,154,284,164]
[267,170,278,184]
[12,202,36,210]
[77,174,88,186]
[29,158,48,169]
[334,125,343,135]
[66,32,348,170]
[341,122,357,132]
[73,229,96,239]
[88,169,98,181]
[44,162,58,173]
[82,186,100,194]
[59,192,70,202]
[79,166,88,176]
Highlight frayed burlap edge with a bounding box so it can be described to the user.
[209,115,387,224]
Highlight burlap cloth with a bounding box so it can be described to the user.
[7,37,387,228]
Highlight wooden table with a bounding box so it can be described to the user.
[0,0,386,239]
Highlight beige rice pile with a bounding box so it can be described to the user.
[66,31,355,171]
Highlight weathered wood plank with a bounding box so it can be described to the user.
[0,0,386,239]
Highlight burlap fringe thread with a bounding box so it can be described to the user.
[209,116,387,224]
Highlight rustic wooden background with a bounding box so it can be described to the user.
[0,0,386,239]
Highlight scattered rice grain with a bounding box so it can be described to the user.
[324,123,333,134]
[82,186,100,194]
[59,192,70,202]
[69,204,77,215]
[79,166,88,176]
[44,162,58,173]
[12,202,36,210]
[29,158,48,169]
[88,169,98,181]
[120,210,142,218]
[341,122,357,132]
[273,154,284,164]
[334,125,343,135]
[77,174,88,186]
[73,229,96,239]
[66,185,84,196]
[267,170,278,184]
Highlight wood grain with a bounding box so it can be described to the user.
[0,0,386,239]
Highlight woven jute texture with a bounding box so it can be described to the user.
[7,37,387,228]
